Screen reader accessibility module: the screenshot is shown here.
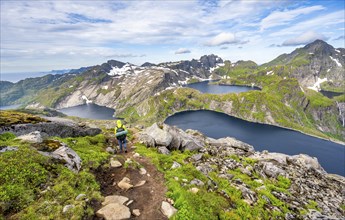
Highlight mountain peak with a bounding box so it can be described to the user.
[303,39,334,53]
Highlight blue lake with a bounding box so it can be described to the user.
[320,90,344,99]
[165,110,345,176]
[59,103,116,120]
[0,104,22,110]
[185,80,259,94]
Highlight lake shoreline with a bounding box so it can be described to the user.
[165,109,345,146]
[165,109,345,176]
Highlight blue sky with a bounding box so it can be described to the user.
[1,0,344,73]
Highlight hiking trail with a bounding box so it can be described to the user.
[90,141,169,220]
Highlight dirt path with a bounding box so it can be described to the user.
[91,143,168,220]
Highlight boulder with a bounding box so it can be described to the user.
[16,131,43,143]
[158,146,170,155]
[163,125,182,150]
[40,143,81,172]
[171,161,181,169]
[139,167,147,175]
[161,201,177,218]
[110,158,122,168]
[75,194,87,201]
[261,162,285,178]
[137,133,155,148]
[102,195,129,206]
[289,154,325,172]
[134,180,146,187]
[238,185,257,205]
[132,209,141,217]
[0,146,18,153]
[191,153,203,161]
[96,203,131,220]
[181,138,203,151]
[106,147,115,154]
[190,178,204,186]
[118,177,133,191]
[207,137,254,153]
[62,204,74,213]
[133,153,141,158]
[249,152,290,165]
[189,187,200,194]
[144,123,173,146]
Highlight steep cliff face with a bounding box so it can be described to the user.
[53,55,224,112]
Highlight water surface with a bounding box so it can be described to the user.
[320,90,344,99]
[165,110,345,176]
[185,81,259,94]
[0,104,22,110]
[59,103,115,120]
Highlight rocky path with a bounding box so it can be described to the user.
[91,143,169,220]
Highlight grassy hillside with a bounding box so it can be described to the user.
[117,66,343,142]
[0,111,110,219]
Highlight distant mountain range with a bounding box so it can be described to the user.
[1,40,344,141]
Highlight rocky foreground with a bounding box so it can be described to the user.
[137,123,345,219]
[1,112,344,219]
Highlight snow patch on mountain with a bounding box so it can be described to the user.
[266,70,274,75]
[81,95,92,103]
[329,56,342,67]
[210,63,225,72]
[307,78,328,92]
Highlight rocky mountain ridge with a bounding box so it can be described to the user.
[264,40,344,91]
[1,40,344,141]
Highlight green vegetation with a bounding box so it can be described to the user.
[0,110,48,126]
[129,59,343,141]
[305,90,334,108]
[56,134,109,169]
[135,144,295,219]
[320,81,345,93]
[187,78,201,84]
[0,131,110,219]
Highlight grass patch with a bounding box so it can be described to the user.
[0,132,109,219]
[0,110,47,126]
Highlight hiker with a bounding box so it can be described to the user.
[115,119,128,153]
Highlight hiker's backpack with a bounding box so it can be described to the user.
[116,125,126,140]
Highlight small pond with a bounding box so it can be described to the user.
[185,80,260,94]
[320,90,344,99]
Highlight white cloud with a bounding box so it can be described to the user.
[175,48,191,54]
[282,31,328,46]
[333,35,344,41]
[205,32,238,46]
[0,1,344,72]
[260,5,325,31]
[270,10,345,37]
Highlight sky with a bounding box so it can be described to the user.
[1,0,344,73]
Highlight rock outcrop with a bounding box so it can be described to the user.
[139,123,345,219]
[137,123,204,152]
[39,143,82,172]
[0,121,101,138]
